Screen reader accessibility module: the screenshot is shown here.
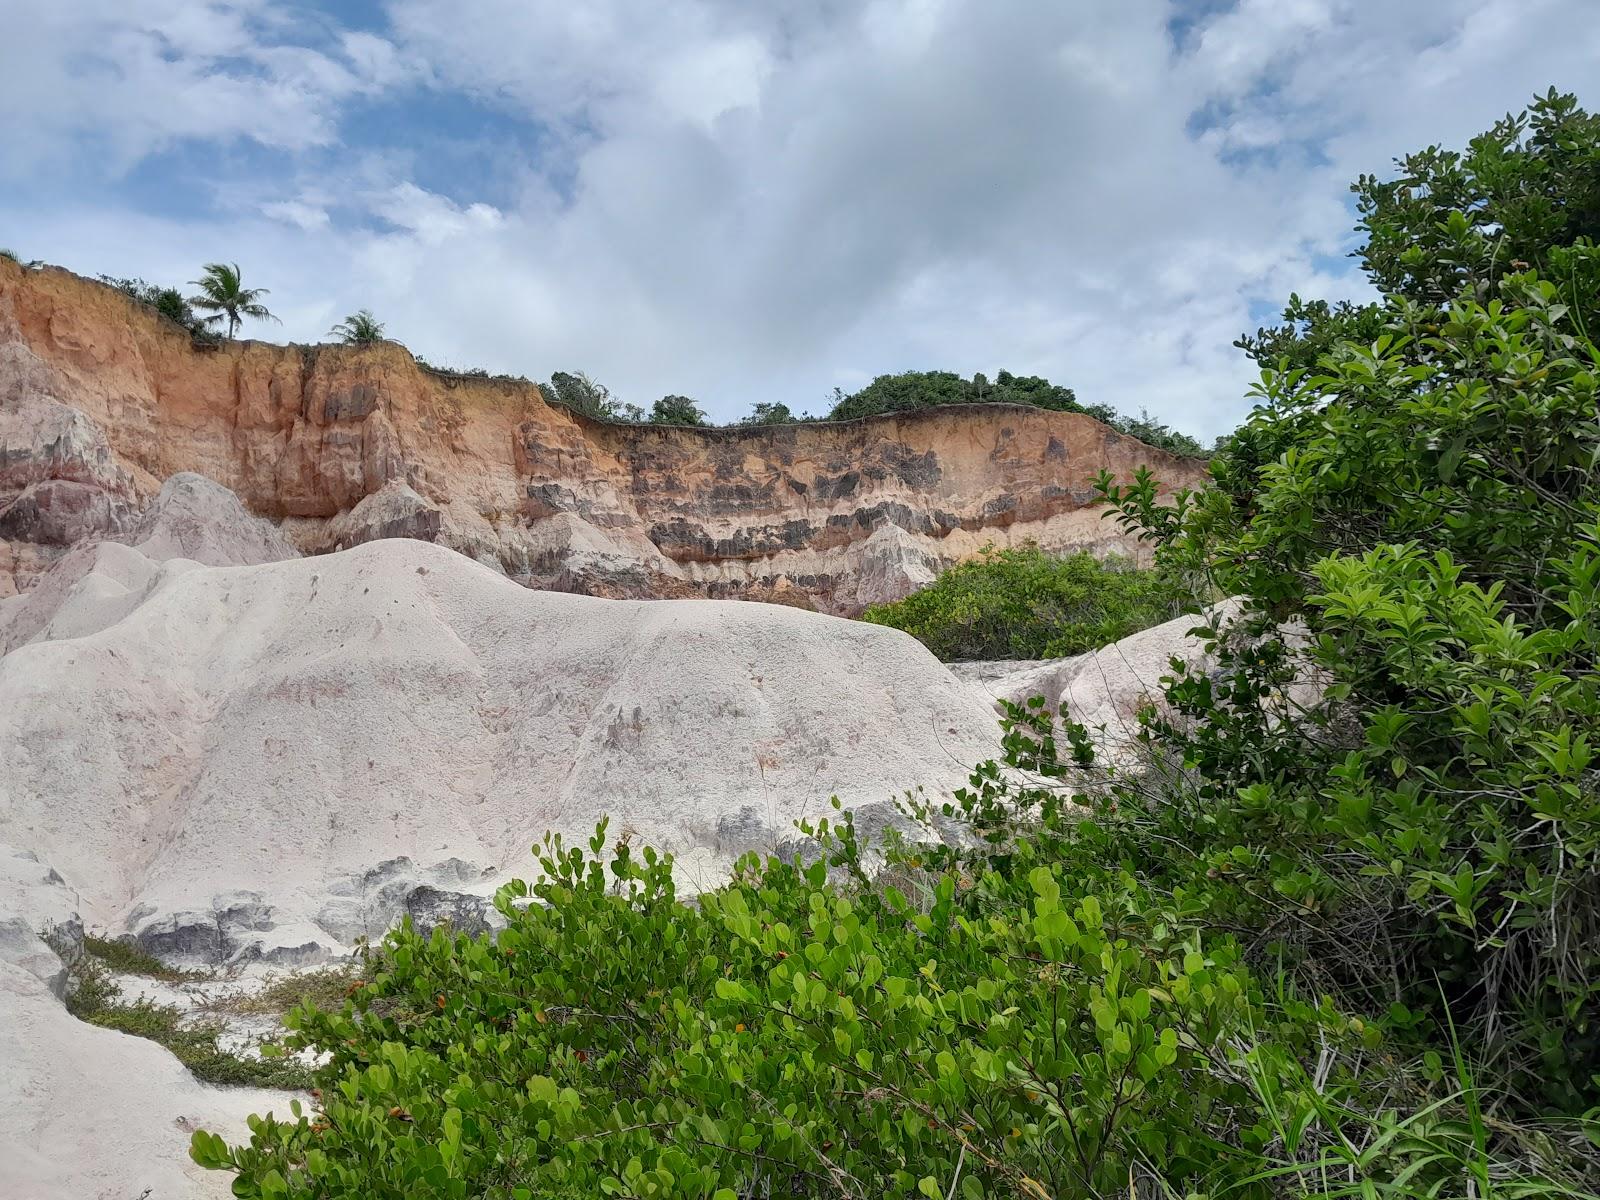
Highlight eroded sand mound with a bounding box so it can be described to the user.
[0,471,300,653]
[0,537,1001,964]
[0,959,292,1200]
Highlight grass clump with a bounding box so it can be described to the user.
[59,940,314,1090]
[84,989,315,1089]
[224,963,364,1017]
[82,933,199,981]
[862,544,1193,661]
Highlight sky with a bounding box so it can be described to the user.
[2,1,1595,438]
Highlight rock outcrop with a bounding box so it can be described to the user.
[0,259,1221,1200]
[0,259,1206,612]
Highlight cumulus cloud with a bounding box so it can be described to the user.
[3,0,1595,436]
[0,2,410,172]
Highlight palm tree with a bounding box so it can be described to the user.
[328,309,386,344]
[188,262,278,340]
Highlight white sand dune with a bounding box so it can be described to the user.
[1,534,1001,963]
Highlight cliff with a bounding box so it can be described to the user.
[0,259,1207,611]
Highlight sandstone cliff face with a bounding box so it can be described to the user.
[0,260,1206,610]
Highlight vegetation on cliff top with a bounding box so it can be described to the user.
[189,261,279,341]
[28,245,1207,451]
[192,90,1600,1200]
[825,370,1210,457]
[534,362,1208,453]
[862,546,1191,661]
[329,309,387,345]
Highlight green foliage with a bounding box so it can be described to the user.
[197,795,1597,1198]
[827,371,1207,457]
[1356,89,1600,324]
[222,964,367,1017]
[82,933,198,981]
[1239,89,1600,368]
[543,371,644,422]
[738,401,801,425]
[862,546,1193,661]
[99,274,212,337]
[1235,296,1390,371]
[649,395,708,426]
[189,261,278,340]
[0,247,18,263]
[330,309,386,344]
[829,368,1079,421]
[194,817,1362,1199]
[1098,259,1600,1111]
[90,993,316,1089]
[1103,407,1210,458]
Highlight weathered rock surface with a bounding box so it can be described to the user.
[0,537,1004,965]
[0,259,1207,613]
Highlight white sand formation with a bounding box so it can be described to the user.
[1,470,300,653]
[0,956,293,1200]
[954,608,1230,749]
[1,531,1002,965]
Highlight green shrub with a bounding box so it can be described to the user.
[1236,88,1600,371]
[193,817,1371,1198]
[861,546,1192,661]
[542,371,646,422]
[738,401,801,425]
[1092,94,1600,1109]
[649,395,707,426]
[827,371,1208,457]
[226,964,365,1017]
[194,801,1595,1198]
[829,369,1080,422]
[1096,268,1600,1112]
[98,274,208,336]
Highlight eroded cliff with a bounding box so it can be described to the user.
[0,260,1206,610]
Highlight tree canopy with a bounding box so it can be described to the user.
[188,262,278,340]
[648,395,708,426]
[329,310,386,344]
[827,370,1207,456]
[1237,87,1600,368]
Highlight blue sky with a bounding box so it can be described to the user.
[3,0,1596,437]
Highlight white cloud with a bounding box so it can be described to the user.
[3,0,1595,437]
[262,199,331,232]
[0,1,405,171]
[374,184,503,245]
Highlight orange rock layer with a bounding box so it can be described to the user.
[0,260,1207,611]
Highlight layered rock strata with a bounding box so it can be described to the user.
[1,259,1206,611]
